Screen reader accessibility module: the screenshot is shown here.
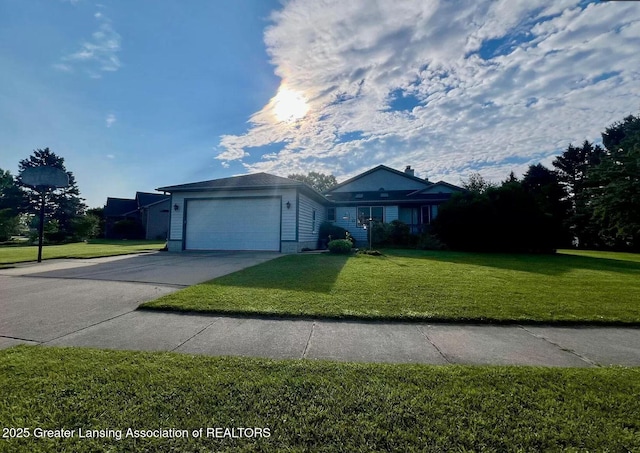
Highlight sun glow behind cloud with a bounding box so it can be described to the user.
[272,86,309,122]
[214,0,640,184]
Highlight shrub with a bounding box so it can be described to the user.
[0,209,19,242]
[416,233,446,250]
[70,214,100,241]
[389,220,411,246]
[319,221,348,248]
[432,184,556,253]
[328,239,353,254]
[44,231,68,244]
[371,222,392,245]
[113,219,145,240]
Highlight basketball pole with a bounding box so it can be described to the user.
[37,189,46,263]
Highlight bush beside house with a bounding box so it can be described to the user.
[328,239,353,254]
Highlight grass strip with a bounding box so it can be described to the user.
[142,249,640,324]
[0,240,165,264]
[0,346,638,452]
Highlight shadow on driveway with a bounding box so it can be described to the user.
[0,251,282,286]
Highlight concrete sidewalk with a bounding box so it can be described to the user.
[1,252,638,367]
[12,311,640,367]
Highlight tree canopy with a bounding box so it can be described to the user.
[287,171,338,193]
[461,172,496,194]
[0,169,27,241]
[590,114,640,249]
[18,148,86,235]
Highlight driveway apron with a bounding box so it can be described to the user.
[0,251,279,344]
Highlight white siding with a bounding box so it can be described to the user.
[329,205,399,246]
[331,168,430,192]
[298,193,326,243]
[385,205,399,222]
[330,206,366,244]
[169,188,297,242]
[185,198,281,251]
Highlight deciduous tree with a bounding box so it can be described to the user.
[287,172,337,193]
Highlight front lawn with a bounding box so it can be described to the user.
[0,239,166,265]
[0,346,637,452]
[142,249,640,323]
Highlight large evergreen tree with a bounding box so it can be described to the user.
[17,148,86,235]
[590,115,640,250]
[521,164,571,247]
[552,140,604,248]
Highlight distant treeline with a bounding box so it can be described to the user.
[433,113,640,252]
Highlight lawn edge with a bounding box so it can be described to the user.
[136,305,640,326]
[0,249,163,265]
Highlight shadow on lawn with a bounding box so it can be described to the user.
[386,249,640,276]
[210,253,350,293]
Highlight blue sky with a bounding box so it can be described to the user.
[1,0,639,208]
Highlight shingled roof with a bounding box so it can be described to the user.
[157,172,328,204]
[136,192,169,207]
[104,198,138,217]
[157,173,305,192]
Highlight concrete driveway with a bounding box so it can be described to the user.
[0,251,280,344]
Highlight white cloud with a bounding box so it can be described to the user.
[215,0,640,184]
[55,11,121,77]
[105,113,116,127]
[106,154,115,159]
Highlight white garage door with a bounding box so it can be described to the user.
[185,198,281,251]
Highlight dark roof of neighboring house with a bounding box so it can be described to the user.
[157,172,328,204]
[412,181,467,194]
[324,164,432,194]
[325,189,456,204]
[104,198,138,217]
[136,192,169,208]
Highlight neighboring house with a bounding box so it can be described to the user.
[104,192,170,240]
[158,165,464,253]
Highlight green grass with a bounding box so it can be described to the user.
[142,248,640,324]
[0,346,637,452]
[0,239,165,264]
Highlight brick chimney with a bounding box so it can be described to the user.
[404,165,415,177]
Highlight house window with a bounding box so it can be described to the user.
[421,206,431,225]
[312,209,316,232]
[357,206,383,227]
[327,207,336,222]
[421,205,438,224]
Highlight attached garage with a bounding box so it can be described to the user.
[185,197,281,251]
[158,172,328,253]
